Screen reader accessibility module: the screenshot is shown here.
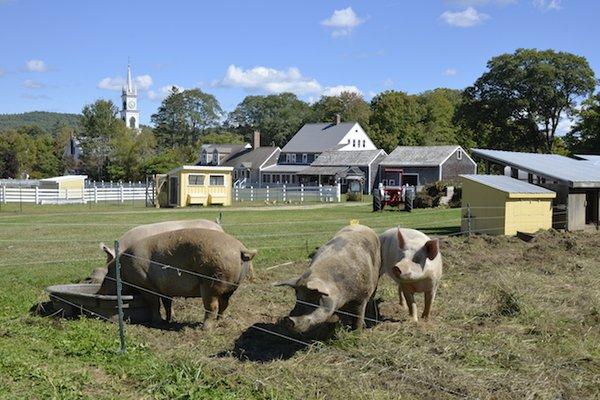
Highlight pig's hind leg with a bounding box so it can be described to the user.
[352,299,369,331]
[217,292,233,319]
[161,297,174,323]
[200,285,219,330]
[141,292,162,325]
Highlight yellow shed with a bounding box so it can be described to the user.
[38,175,87,191]
[460,174,556,236]
[161,165,233,207]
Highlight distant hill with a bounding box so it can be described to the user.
[0,111,82,133]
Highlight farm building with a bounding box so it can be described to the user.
[472,149,600,231]
[379,145,476,188]
[157,165,233,207]
[198,143,251,166]
[297,149,387,194]
[38,175,87,191]
[461,174,556,236]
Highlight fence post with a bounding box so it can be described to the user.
[336,183,341,203]
[319,184,323,203]
[119,184,124,203]
[94,185,98,203]
[300,184,304,203]
[266,186,270,203]
[34,186,39,205]
[234,187,238,202]
[250,186,254,202]
[282,185,286,203]
[1,185,5,204]
[466,203,472,235]
[114,240,126,354]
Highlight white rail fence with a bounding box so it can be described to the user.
[0,185,148,204]
[234,184,341,203]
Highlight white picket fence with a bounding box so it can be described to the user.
[0,185,148,204]
[233,184,341,203]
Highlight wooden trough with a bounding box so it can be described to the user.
[45,283,152,323]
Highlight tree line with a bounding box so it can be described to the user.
[1,48,598,181]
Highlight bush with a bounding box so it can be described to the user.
[346,192,361,202]
[449,186,462,208]
[413,192,434,208]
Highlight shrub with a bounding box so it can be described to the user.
[413,192,434,208]
[346,192,361,202]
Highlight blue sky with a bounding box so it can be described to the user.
[0,0,598,125]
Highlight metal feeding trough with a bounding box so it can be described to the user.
[45,283,152,323]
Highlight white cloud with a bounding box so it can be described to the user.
[23,79,45,89]
[321,85,362,97]
[556,117,574,136]
[321,7,364,37]
[440,7,490,27]
[533,0,561,11]
[443,68,458,76]
[25,59,47,72]
[147,85,184,101]
[383,78,394,87]
[97,74,154,91]
[215,64,321,95]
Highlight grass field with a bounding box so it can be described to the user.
[0,203,598,399]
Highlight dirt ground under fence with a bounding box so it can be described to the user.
[0,204,598,399]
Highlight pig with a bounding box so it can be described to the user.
[97,228,257,328]
[274,224,380,335]
[98,219,224,264]
[380,227,442,322]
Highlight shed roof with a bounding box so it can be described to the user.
[575,154,600,165]
[261,164,308,173]
[472,149,600,188]
[220,147,280,170]
[281,122,357,153]
[461,175,556,197]
[312,149,385,166]
[40,175,88,182]
[380,145,464,166]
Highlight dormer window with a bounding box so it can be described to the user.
[457,149,463,160]
[302,153,308,163]
[362,140,365,147]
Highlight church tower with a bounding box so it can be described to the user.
[120,63,140,131]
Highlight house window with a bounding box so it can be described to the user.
[302,153,308,163]
[352,139,356,147]
[457,149,463,160]
[188,174,205,186]
[209,175,225,186]
[291,154,297,163]
[233,170,238,180]
[362,140,366,147]
[264,174,271,184]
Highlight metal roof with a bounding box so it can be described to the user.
[380,145,465,166]
[298,166,351,176]
[281,122,357,153]
[260,164,308,173]
[472,149,600,188]
[461,174,556,195]
[312,149,386,166]
[575,154,600,165]
[220,147,280,170]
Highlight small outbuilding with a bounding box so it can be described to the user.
[460,174,556,236]
[38,175,88,191]
[158,165,233,207]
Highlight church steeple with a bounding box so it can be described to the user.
[120,62,140,131]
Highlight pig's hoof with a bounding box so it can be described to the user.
[202,320,215,330]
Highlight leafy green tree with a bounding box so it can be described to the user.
[198,131,244,145]
[106,129,157,181]
[32,134,60,178]
[369,91,425,152]
[141,149,183,176]
[310,92,372,129]
[151,87,223,149]
[417,88,464,145]
[227,93,312,147]
[79,99,126,180]
[566,93,600,154]
[0,130,39,178]
[457,48,596,153]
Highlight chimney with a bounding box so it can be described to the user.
[253,130,261,149]
[335,113,341,125]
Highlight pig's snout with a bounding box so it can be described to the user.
[283,316,295,330]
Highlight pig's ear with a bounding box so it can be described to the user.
[306,278,331,297]
[100,243,115,262]
[273,276,299,288]
[397,227,406,249]
[241,249,258,261]
[424,239,439,260]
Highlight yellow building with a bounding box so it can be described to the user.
[460,174,556,236]
[38,175,87,191]
[159,165,233,207]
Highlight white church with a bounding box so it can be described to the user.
[120,63,140,131]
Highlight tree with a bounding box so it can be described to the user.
[227,93,312,147]
[151,87,223,149]
[79,99,125,179]
[369,91,425,153]
[198,131,244,145]
[457,49,596,153]
[566,93,600,154]
[417,88,464,145]
[310,92,372,129]
[106,129,157,181]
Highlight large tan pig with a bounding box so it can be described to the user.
[380,227,442,322]
[97,228,257,328]
[275,224,380,335]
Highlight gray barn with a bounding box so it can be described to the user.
[379,145,476,188]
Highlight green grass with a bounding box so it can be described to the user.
[0,203,598,399]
